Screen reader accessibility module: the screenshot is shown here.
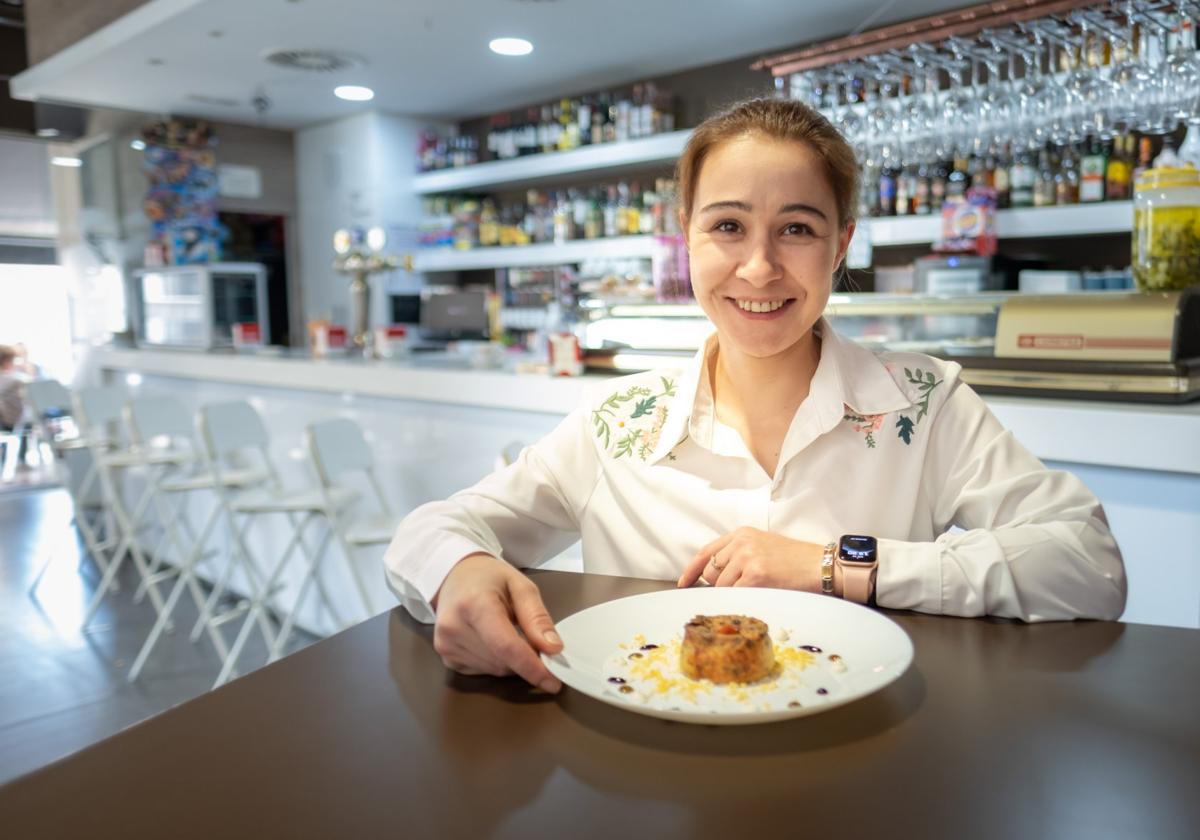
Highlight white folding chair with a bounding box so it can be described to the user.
[25,379,116,595]
[123,395,269,682]
[303,417,401,629]
[74,385,192,630]
[198,400,357,687]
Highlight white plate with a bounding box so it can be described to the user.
[542,587,913,725]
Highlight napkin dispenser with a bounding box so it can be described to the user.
[994,290,1200,363]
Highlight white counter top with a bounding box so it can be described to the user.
[91,346,594,416]
[91,346,1200,476]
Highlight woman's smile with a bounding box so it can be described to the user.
[726,297,796,319]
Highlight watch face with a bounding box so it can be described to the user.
[839,534,877,564]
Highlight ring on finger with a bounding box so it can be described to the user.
[710,554,727,571]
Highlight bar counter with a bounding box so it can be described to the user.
[86,345,1200,629]
[1,571,1197,838]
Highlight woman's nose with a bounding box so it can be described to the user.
[737,237,782,287]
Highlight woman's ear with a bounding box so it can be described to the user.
[836,219,857,268]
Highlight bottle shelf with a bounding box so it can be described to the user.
[411,203,1134,272]
[866,201,1133,247]
[412,130,691,194]
[411,235,666,272]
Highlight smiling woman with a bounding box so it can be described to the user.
[383,97,1127,695]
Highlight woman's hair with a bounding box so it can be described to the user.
[675,97,859,229]
[0,345,15,369]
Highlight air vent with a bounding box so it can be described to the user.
[184,93,241,108]
[262,48,364,73]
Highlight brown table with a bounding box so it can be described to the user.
[3,571,1198,839]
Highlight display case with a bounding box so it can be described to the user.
[134,263,269,349]
[579,290,1200,403]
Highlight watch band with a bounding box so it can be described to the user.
[820,542,836,595]
[838,559,876,605]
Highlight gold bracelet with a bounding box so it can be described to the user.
[821,542,836,595]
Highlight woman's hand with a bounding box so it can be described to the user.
[431,553,563,693]
[677,527,825,591]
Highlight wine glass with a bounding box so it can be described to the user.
[1161,4,1200,125]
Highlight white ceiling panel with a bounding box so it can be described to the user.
[13,0,973,129]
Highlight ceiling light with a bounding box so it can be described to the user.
[489,37,533,56]
[130,139,147,151]
[334,85,374,101]
[51,156,83,167]
[36,128,60,138]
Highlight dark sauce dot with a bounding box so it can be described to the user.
[639,644,659,650]
[607,676,626,684]
[828,654,842,662]
[787,700,802,709]
[800,645,822,653]
[816,687,829,696]
[619,685,635,694]
[628,652,644,659]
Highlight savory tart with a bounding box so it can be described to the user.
[680,614,776,684]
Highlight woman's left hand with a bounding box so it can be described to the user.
[677,527,825,591]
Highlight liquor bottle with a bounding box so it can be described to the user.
[615,94,631,143]
[894,165,911,216]
[930,159,948,210]
[572,188,588,237]
[603,185,619,237]
[1009,150,1036,208]
[968,154,988,190]
[946,155,969,200]
[1034,147,1057,207]
[1132,134,1154,184]
[913,162,931,215]
[479,199,500,247]
[1056,143,1080,205]
[878,165,898,216]
[576,97,592,147]
[1079,138,1108,203]
[592,94,608,145]
[1105,134,1133,201]
[558,98,578,151]
[992,145,1011,209]
[626,181,642,233]
[584,189,604,239]
[553,191,573,244]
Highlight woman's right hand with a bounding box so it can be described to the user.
[431,553,563,693]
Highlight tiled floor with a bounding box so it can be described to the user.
[0,486,315,786]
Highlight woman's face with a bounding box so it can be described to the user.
[683,134,854,360]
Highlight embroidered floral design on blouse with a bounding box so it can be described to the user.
[896,367,943,445]
[842,407,884,449]
[592,375,677,459]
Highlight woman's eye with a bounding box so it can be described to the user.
[713,220,741,234]
[784,222,814,236]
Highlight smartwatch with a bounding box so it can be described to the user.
[836,534,878,606]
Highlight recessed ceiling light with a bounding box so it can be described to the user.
[334,85,374,101]
[489,37,533,56]
[51,156,83,167]
[36,128,60,138]
[131,139,147,151]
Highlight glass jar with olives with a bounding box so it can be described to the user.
[1133,167,1200,292]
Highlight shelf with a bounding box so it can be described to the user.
[412,130,691,194]
[411,235,666,272]
[866,201,1133,247]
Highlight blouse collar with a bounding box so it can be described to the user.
[646,318,912,465]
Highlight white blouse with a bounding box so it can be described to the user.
[384,320,1126,625]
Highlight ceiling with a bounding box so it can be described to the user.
[12,0,972,130]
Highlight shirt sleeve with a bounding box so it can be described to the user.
[383,404,600,623]
[875,377,1127,622]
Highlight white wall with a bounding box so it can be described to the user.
[294,110,436,337]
